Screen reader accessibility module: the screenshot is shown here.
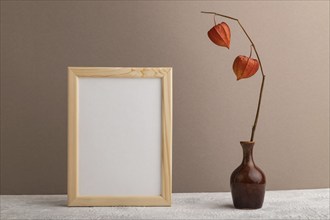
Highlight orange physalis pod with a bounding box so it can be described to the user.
[232,55,259,80]
[207,22,231,49]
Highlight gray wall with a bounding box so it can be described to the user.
[1,1,329,194]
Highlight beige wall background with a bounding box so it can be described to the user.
[1,1,329,194]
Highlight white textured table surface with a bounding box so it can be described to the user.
[1,189,329,220]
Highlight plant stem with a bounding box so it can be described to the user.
[201,11,266,142]
[249,45,253,58]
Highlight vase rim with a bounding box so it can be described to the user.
[240,141,255,144]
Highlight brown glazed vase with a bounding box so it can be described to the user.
[230,141,266,209]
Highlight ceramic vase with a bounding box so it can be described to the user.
[230,141,266,209]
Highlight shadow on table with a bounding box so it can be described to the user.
[201,201,235,209]
[27,196,68,207]
[30,196,236,209]
[46,199,67,207]
[219,204,235,209]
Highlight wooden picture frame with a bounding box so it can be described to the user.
[67,67,172,206]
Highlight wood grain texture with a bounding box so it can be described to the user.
[67,69,78,205]
[161,69,172,204]
[69,67,170,78]
[67,67,172,206]
[68,196,170,207]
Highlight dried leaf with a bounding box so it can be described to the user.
[207,22,231,49]
[232,55,259,80]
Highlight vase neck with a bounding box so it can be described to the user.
[240,141,255,165]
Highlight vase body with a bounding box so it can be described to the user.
[230,141,266,209]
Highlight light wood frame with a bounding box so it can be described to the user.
[68,67,172,207]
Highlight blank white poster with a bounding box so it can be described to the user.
[78,77,162,196]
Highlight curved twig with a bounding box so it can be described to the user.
[201,11,266,142]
